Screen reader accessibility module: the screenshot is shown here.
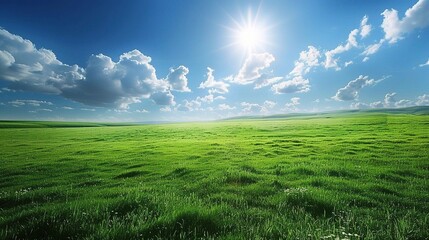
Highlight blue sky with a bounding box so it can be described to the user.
[0,0,428,122]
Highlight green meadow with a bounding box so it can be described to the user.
[0,112,428,239]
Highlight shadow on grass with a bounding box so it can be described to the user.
[141,209,221,239]
[113,170,149,179]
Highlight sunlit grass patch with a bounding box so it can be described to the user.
[0,113,428,239]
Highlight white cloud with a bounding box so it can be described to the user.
[283,97,300,111]
[333,75,375,101]
[0,29,83,94]
[382,92,414,108]
[419,59,429,67]
[165,65,191,92]
[0,28,186,110]
[345,61,353,67]
[81,108,95,111]
[324,29,359,70]
[218,103,236,111]
[270,46,319,95]
[62,106,73,110]
[63,50,176,109]
[289,46,321,77]
[150,91,175,106]
[350,102,370,109]
[8,99,53,107]
[135,109,148,113]
[1,87,15,93]
[272,76,310,94]
[160,106,172,112]
[362,40,384,56]
[362,57,370,62]
[197,94,214,103]
[372,93,429,108]
[254,76,283,89]
[241,100,276,114]
[416,94,429,105]
[263,100,276,109]
[360,15,372,38]
[233,52,275,85]
[196,93,225,104]
[395,99,414,108]
[324,15,372,70]
[384,92,397,107]
[370,101,384,108]
[381,0,429,44]
[199,67,229,94]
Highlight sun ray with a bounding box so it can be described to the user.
[220,7,273,57]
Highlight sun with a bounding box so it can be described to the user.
[236,25,265,51]
[226,8,271,54]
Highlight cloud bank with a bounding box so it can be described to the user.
[0,29,190,109]
[333,75,375,101]
[381,0,429,44]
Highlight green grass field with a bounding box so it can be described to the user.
[1,113,428,239]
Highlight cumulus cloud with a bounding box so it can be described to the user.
[384,92,398,107]
[176,99,201,112]
[196,93,225,103]
[383,92,416,108]
[269,46,319,95]
[324,16,371,70]
[150,91,175,106]
[381,0,429,44]
[165,66,191,92]
[352,92,427,109]
[360,15,372,38]
[241,100,276,114]
[282,97,300,111]
[160,106,172,112]
[271,76,310,94]
[333,75,375,101]
[199,67,229,94]
[233,52,275,85]
[324,29,359,70]
[62,50,178,109]
[218,103,236,111]
[416,94,429,105]
[370,101,384,108]
[419,59,429,67]
[0,28,189,109]
[176,91,225,112]
[362,93,429,109]
[350,102,370,109]
[395,99,414,108]
[289,46,321,77]
[0,29,84,94]
[254,76,283,89]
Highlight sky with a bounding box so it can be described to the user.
[0,0,428,122]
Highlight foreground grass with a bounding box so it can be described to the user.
[0,113,428,239]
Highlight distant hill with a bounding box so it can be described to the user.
[224,106,429,121]
[0,121,138,128]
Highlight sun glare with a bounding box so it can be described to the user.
[225,8,271,54]
[236,25,265,51]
